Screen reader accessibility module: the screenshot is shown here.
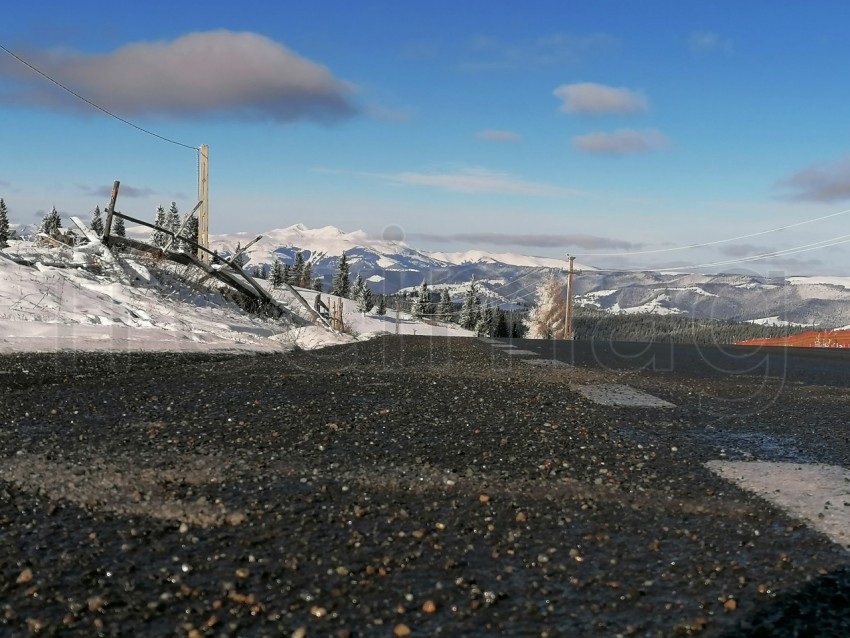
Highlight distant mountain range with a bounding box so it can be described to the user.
[203,224,850,329]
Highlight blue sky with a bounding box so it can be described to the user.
[2,1,850,274]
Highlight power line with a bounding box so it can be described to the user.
[586,233,850,274]
[0,41,199,152]
[573,207,850,258]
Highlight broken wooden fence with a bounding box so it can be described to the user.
[98,180,337,334]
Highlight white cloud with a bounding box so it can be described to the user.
[477,129,522,143]
[0,30,357,122]
[689,31,733,54]
[572,129,669,155]
[389,168,577,196]
[553,82,648,116]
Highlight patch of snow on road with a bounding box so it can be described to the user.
[707,461,850,550]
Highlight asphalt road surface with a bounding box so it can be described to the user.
[500,338,850,388]
[0,337,848,637]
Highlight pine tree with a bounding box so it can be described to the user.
[312,278,323,292]
[292,251,305,287]
[165,202,182,250]
[113,214,126,238]
[475,301,495,336]
[270,261,284,286]
[459,280,480,330]
[0,198,9,248]
[301,261,313,288]
[185,215,199,249]
[494,309,509,338]
[376,295,387,316]
[412,281,430,319]
[40,206,62,236]
[352,272,365,300]
[167,202,180,234]
[230,242,245,268]
[283,263,292,284]
[331,252,351,297]
[357,283,375,313]
[91,205,104,236]
[438,288,454,322]
[151,205,167,247]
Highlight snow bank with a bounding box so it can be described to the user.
[0,239,472,354]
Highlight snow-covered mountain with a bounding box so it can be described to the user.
[209,224,850,328]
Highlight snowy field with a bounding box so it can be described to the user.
[0,239,472,354]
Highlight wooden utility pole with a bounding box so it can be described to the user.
[565,255,576,340]
[198,145,209,262]
[101,180,120,243]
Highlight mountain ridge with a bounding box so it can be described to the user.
[204,224,850,328]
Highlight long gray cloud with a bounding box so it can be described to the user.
[718,243,774,258]
[465,32,617,71]
[79,184,157,199]
[778,156,850,202]
[0,30,357,122]
[407,231,639,250]
[317,166,582,196]
[554,82,648,116]
[572,128,669,155]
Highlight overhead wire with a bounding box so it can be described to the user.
[572,207,850,258]
[0,41,199,152]
[583,233,850,274]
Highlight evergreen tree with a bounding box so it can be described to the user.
[151,205,167,247]
[494,309,509,337]
[475,301,495,336]
[352,272,365,300]
[331,252,351,297]
[301,261,313,288]
[165,202,182,250]
[0,198,9,248]
[312,278,324,292]
[230,242,245,268]
[283,263,292,284]
[459,280,480,330]
[356,279,375,313]
[270,260,284,286]
[167,202,180,234]
[438,288,454,322]
[292,251,305,287]
[113,214,126,238]
[40,206,62,236]
[412,281,430,319]
[376,295,387,316]
[91,205,104,236]
[185,215,199,249]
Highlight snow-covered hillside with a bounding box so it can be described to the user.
[0,239,471,354]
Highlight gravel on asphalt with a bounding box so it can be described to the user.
[0,336,848,636]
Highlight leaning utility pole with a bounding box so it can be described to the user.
[197,144,210,262]
[565,255,576,340]
[101,180,120,243]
